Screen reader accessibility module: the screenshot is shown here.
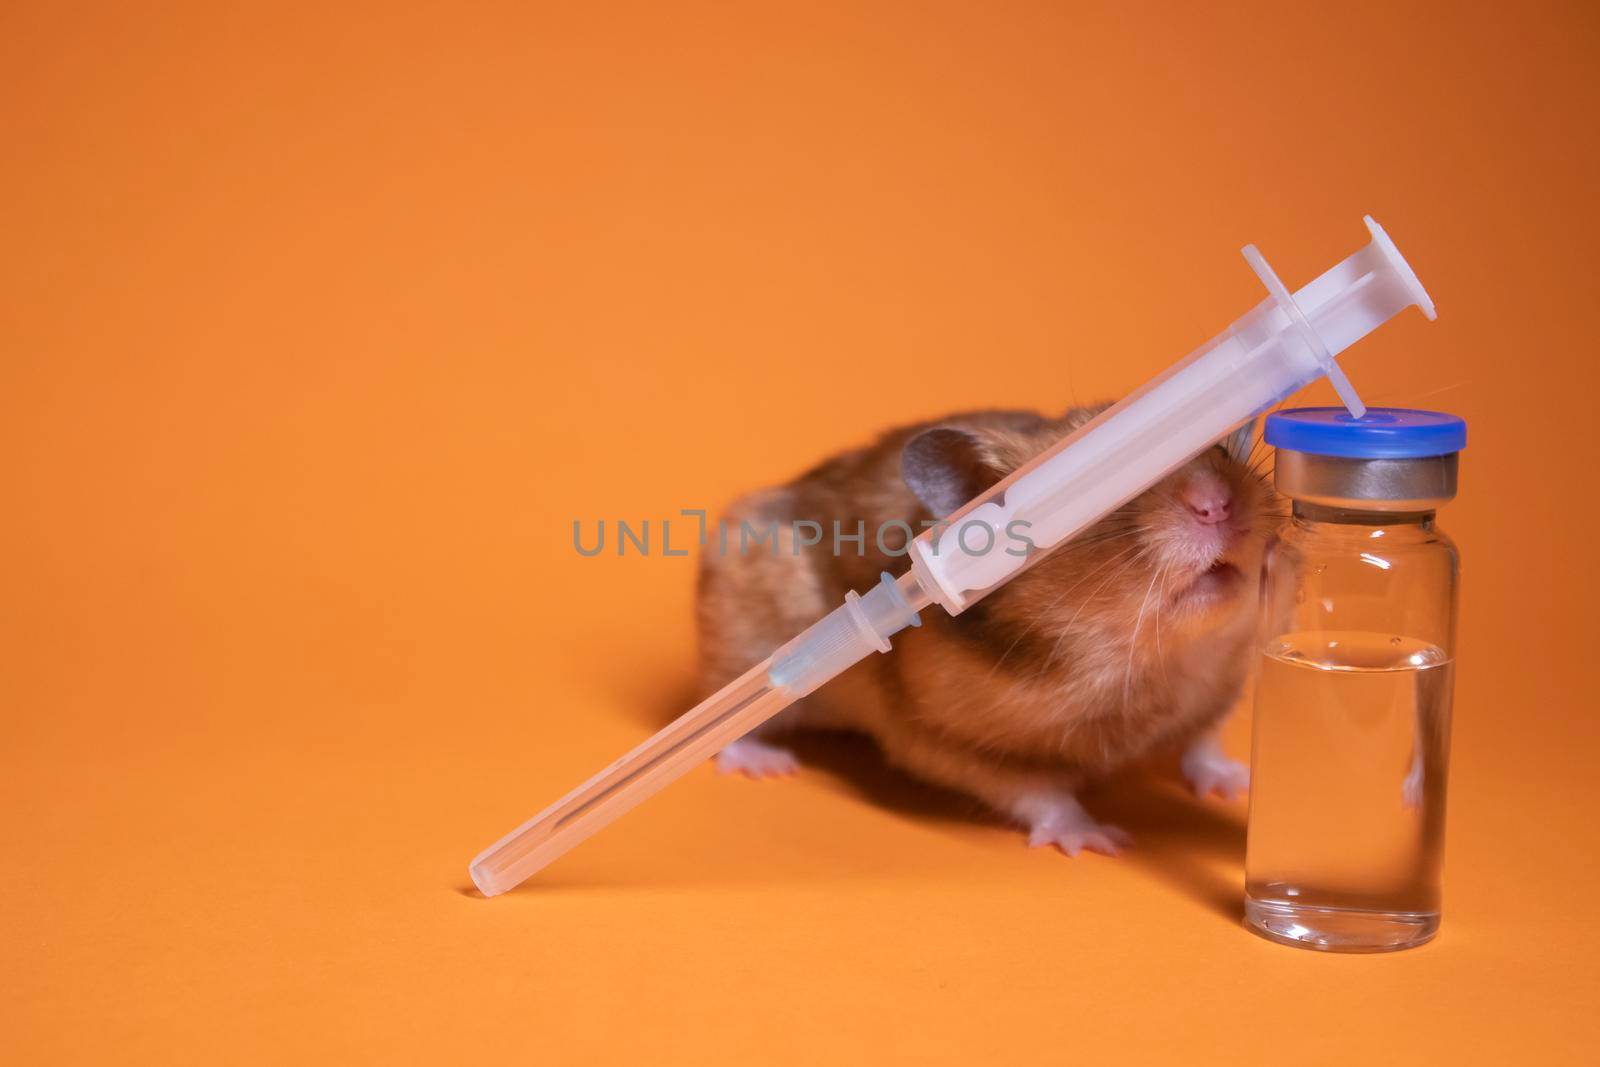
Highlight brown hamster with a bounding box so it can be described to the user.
[695,406,1275,856]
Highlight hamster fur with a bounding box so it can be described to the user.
[695,406,1274,855]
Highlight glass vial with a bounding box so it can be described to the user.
[1245,407,1466,952]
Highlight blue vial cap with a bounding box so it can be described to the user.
[1264,407,1467,459]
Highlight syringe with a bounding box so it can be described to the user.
[469,215,1435,896]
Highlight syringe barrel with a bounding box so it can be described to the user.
[910,216,1434,613]
[469,659,790,895]
[469,571,932,894]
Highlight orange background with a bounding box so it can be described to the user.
[4,2,1598,1063]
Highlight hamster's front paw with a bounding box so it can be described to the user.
[715,737,799,779]
[1181,738,1250,801]
[1015,791,1131,857]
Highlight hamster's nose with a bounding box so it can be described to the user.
[1182,476,1233,525]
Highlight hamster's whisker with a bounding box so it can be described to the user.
[1247,452,1276,476]
[1036,559,1141,681]
[1055,529,1146,554]
[1395,379,1469,404]
[987,539,1146,680]
[1123,563,1164,709]
[1152,561,1174,698]
[1035,544,1154,681]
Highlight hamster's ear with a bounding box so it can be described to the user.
[901,427,1008,518]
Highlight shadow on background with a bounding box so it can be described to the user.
[567,667,1248,920]
[1091,771,1248,924]
[794,733,1248,925]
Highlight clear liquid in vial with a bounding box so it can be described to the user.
[1245,630,1454,952]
